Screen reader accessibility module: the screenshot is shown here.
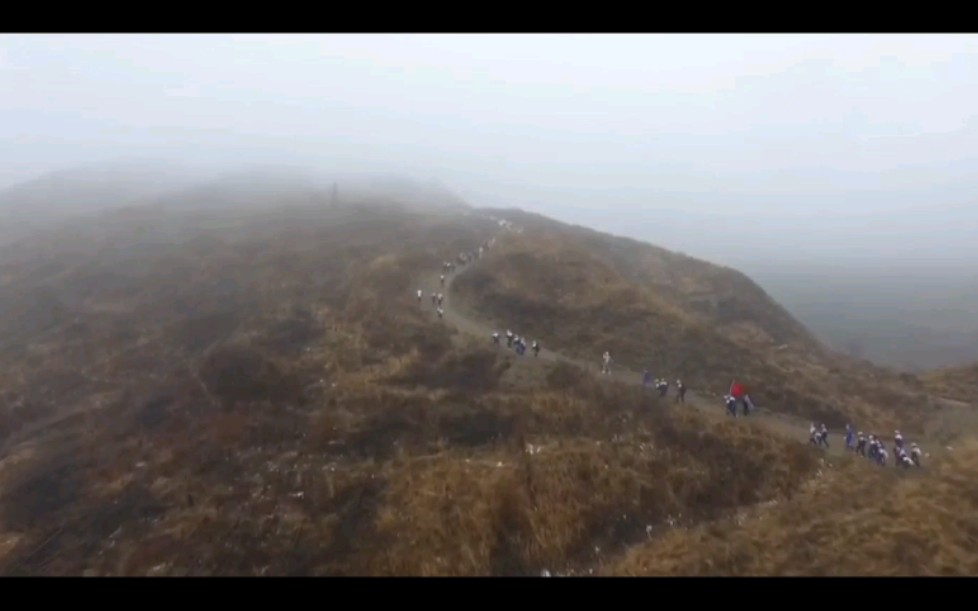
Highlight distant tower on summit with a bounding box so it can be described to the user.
[330,182,339,206]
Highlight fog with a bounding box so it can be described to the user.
[3,34,978,369]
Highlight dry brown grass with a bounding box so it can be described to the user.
[610,438,978,576]
[0,201,971,576]
[921,364,978,405]
[453,225,939,433]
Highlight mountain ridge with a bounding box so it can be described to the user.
[0,179,973,575]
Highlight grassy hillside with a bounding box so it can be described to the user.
[0,194,974,575]
[609,439,978,576]
[454,210,936,433]
[922,363,978,405]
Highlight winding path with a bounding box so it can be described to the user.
[418,231,849,457]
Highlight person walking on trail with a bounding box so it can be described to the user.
[657,379,668,398]
[437,293,444,307]
[492,331,500,346]
[675,379,686,404]
[417,289,423,304]
[436,307,444,319]
[894,446,909,468]
[845,425,854,451]
[745,393,757,415]
[894,430,904,451]
[532,340,540,357]
[726,395,738,417]
[910,443,922,467]
[601,351,612,375]
[506,330,514,348]
[818,424,829,448]
[431,293,437,307]
[856,431,866,456]
[440,274,446,287]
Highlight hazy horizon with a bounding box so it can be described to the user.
[4,34,978,269]
[5,33,978,369]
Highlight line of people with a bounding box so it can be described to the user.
[641,371,687,403]
[417,288,446,319]
[847,426,923,468]
[492,330,540,357]
[420,218,932,475]
[418,221,517,328]
[810,423,923,467]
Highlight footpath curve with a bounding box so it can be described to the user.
[418,235,847,457]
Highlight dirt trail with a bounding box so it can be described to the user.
[418,233,848,457]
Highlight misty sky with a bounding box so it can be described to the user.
[3,34,978,270]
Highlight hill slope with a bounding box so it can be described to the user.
[454,209,934,432]
[0,191,974,575]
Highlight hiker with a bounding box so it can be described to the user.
[894,430,904,451]
[878,447,888,467]
[855,432,866,456]
[431,293,437,307]
[417,289,423,304]
[910,443,922,467]
[506,330,514,348]
[819,424,829,448]
[437,293,444,307]
[675,379,686,404]
[437,307,444,319]
[440,274,445,287]
[868,436,878,461]
[601,351,612,375]
[532,340,540,357]
[741,394,752,416]
[492,331,500,346]
[845,425,854,451]
[726,395,738,417]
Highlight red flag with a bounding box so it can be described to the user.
[730,381,746,398]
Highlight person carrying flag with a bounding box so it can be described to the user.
[729,380,746,412]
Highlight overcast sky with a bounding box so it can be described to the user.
[3,34,978,270]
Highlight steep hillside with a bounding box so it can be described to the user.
[0,198,827,576]
[481,208,822,352]
[454,209,935,432]
[610,439,978,576]
[922,363,978,405]
[0,193,974,576]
